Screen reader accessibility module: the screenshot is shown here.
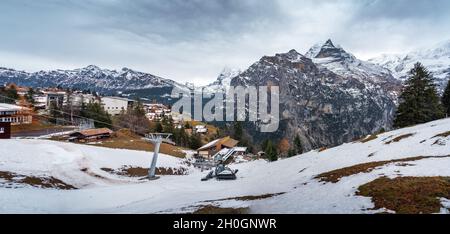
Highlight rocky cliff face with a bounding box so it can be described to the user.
[228,41,400,150]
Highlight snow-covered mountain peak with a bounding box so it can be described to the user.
[305,43,322,58]
[287,49,301,55]
[218,67,241,81]
[304,40,395,84]
[314,40,354,61]
[203,67,241,93]
[323,39,335,48]
[271,49,308,64]
[73,65,106,74]
[305,39,346,59]
[85,65,101,70]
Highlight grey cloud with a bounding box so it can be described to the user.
[58,0,288,43]
[353,0,450,21]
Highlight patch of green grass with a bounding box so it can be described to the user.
[192,205,249,214]
[189,192,285,214]
[315,155,450,183]
[203,192,286,203]
[0,171,76,190]
[357,177,450,214]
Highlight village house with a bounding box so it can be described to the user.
[0,103,33,125]
[144,103,171,121]
[197,136,239,159]
[69,92,99,107]
[42,89,66,109]
[68,128,113,142]
[15,86,30,96]
[193,125,208,134]
[101,96,135,115]
[32,94,47,109]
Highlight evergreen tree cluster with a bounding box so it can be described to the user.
[0,85,19,104]
[394,63,446,128]
[443,80,450,116]
[81,102,112,128]
[261,139,278,162]
[288,134,303,157]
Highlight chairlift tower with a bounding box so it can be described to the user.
[144,133,172,180]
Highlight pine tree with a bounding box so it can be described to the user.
[82,102,112,128]
[293,134,303,154]
[154,122,163,133]
[233,122,243,141]
[0,85,19,104]
[25,88,35,104]
[393,63,445,128]
[287,149,296,157]
[261,139,269,152]
[265,140,278,162]
[442,81,450,116]
[189,133,202,149]
[49,101,62,124]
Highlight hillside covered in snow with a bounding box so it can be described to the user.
[1,118,450,214]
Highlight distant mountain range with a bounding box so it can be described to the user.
[0,65,187,94]
[370,40,450,93]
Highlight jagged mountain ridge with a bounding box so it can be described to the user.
[0,65,187,93]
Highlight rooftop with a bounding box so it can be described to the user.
[0,103,28,112]
[197,136,239,151]
[102,96,134,102]
[72,128,113,137]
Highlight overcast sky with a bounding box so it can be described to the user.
[1,0,450,85]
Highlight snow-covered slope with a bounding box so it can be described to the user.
[0,65,188,93]
[370,40,450,93]
[1,118,450,213]
[0,139,189,189]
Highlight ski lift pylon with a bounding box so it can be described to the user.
[143,133,172,180]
